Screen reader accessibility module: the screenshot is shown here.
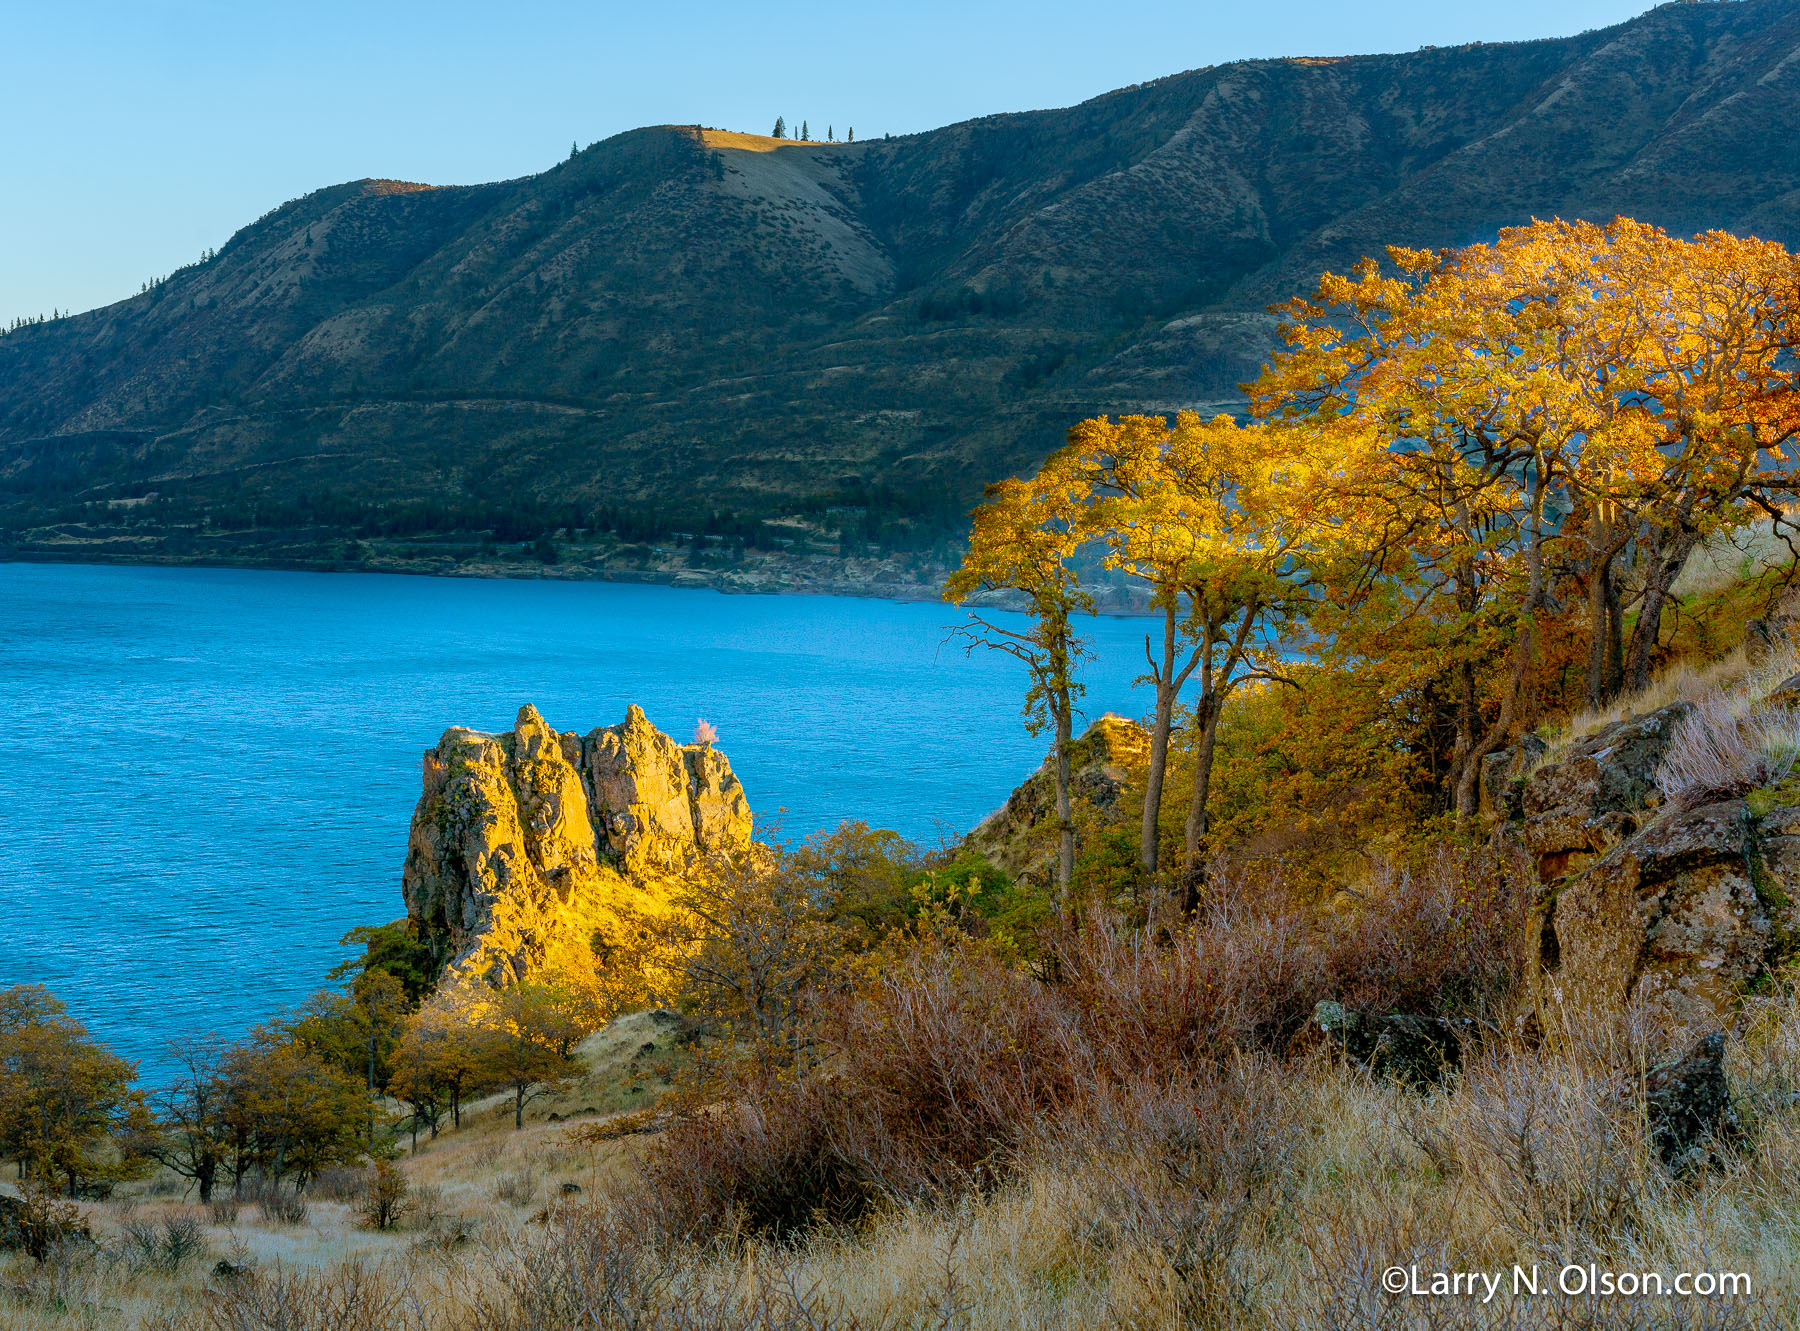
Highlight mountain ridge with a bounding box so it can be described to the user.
[3,0,1798,585]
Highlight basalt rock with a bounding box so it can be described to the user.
[1529,799,1769,1036]
[403,703,752,986]
[1478,734,1548,823]
[1517,704,1688,882]
[1645,1031,1741,1175]
[1515,698,1800,1036]
[1312,1001,1464,1088]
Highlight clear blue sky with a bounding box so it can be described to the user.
[3,0,1662,325]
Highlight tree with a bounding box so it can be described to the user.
[1548,221,1800,697]
[635,843,849,1072]
[220,1035,366,1193]
[289,969,409,1106]
[329,922,439,1004]
[474,983,592,1130]
[1254,219,1800,815]
[828,124,834,141]
[0,985,145,1198]
[1078,414,1326,896]
[389,987,494,1149]
[1067,415,1199,875]
[801,120,810,141]
[847,127,854,142]
[773,116,786,139]
[1252,235,1592,818]
[945,449,1095,899]
[570,140,578,160]
[144,1035,233,1203]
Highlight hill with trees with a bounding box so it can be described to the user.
[3,0,1800,584]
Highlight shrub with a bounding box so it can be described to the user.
[115,1215,208,1274]
[309,1166,370,1202]
[645,1074,869,1239]
[1044,1066,1290,1324]
[1406,1042,1661,1246]
[825,945,1085,1196]
[474,1203,864,1329]
[1323,844,1531,1022]
[356,1160,414,1231]
[186,1259,425,1331]
[1054,902,1324,1076]
[494,1168,538,1208]
[254,1186,308,1226]
[645,944,1080,1239]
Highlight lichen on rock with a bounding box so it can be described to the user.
[402,703,752,988]
[1513,700,1800,1039]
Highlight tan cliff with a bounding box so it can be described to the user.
[402,703,751,987]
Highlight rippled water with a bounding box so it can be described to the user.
[0,562,1150,1073]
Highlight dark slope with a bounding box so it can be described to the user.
[3,0,1798,570]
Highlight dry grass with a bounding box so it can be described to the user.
[1656,694,1800,806]
[1548,634,1800,760]
[10,1007,1800,1327]
[12,922,1800,1328]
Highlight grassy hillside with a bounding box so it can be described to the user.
[3,0,1800,581]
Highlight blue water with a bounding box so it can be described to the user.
[0,562,1150,1073]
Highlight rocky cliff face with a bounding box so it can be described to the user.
[963,714,1148,884]
[1499,704,1800,1038]
[403,703,752,986]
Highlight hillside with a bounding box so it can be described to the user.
[3,0,1800,586]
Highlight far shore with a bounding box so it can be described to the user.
[0,550,1157,616]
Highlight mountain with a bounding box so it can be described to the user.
[3,0,1799,584]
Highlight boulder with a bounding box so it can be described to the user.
[403,703,753,986]
[1529,800,1770,1037]
[1763,673,1800,709]
[1517,704,1689,881]
[1644,1031,1740,1175]
[1479,734,1548,822]
[1312,1001,1463,1087]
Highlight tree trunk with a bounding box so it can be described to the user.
[1585,544,1616,710]
[514,1082,526,1131]
[1053,696,1074,903]
[1140,603,1180,874]
[1179,692,1225,913]
[1446,657,1479,814]
[1624,530,1699,693]
[1584,520,1629,709]
[197,1158,215,1205]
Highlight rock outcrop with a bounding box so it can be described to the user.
[403,704,752,986]
[1645,1031,1742,1175]
[1511,702,1800,1038]
[963,714,1148,884]
[1312,1001,1465,1088]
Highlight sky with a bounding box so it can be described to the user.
[2,0,1664,325]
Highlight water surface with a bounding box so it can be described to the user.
[0,563,1149,1072]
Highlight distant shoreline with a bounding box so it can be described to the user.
[0,550,1157,617]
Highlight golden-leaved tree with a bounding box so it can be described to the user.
[1066,412,1326,892]
[0,985,145,1199]
[1250,217,1800,816]
[944,449,1094,899]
